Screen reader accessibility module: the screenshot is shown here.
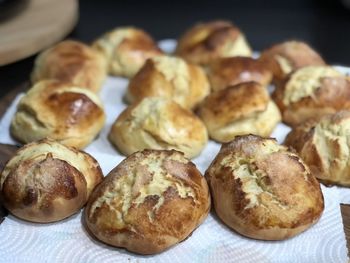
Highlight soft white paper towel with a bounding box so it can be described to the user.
[0,40,348,263]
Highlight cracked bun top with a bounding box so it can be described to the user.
[259,41,325,83]
[31,40,107,93]
[198,82,281,142]
[205,135,324,240]
[285,110,350,186]
[85,149,210,254]
[109,97,208,158]
[272,65,350,126]
[207,56,272,91]
[0,139,103,223]
[175,20,252,65]
[10,80,106,149]
[126,55,210,109]
[92,27,163,78]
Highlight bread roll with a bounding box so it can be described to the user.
[11,80,106,149]
[85,149,210,254]
[126,55,210,109]
[272,65,350,126]
[285,110,350,186]
[175,20,252,65]
[31,40,107,93]
[92,27,163,78]
[198,82,281,142]
[205,134,324,240]
[0,139,103,223]
[207,56,272,91]
[259,41,325,84]
[109,97,208,158]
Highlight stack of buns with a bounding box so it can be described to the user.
[3,19,348,255]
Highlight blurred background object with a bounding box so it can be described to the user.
[0,0,349,98]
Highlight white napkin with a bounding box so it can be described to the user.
[0,40,348,263]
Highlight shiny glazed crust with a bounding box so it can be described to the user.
[92,27,163,78]
[85,149,210,254]
[126,56,210,109]
[0,139,103,223]
[31,40,107,93]
[10,80,106,149]
[109,97,208,158]
[198,82,281,142]
[285,110,350,186]
[175,20,252,65]
[207,56,272,91]
[272,66,350,126]
[205,135,324,240]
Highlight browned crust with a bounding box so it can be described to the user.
[198,82,269,128]
[205,134,324,240]
[273,75,350,127]
[175,20,243,65]
[85,149,211,254]
[207,56,272,91]
[259,41,325,83]
[31,40,107,93]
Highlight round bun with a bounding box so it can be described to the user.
[92,27,163,78]
[85,149,210,254]
[0,139,103,223]
[109,97,208,158]
[175,20,252,65]
[31,40,107,93]
[259,40,325,84]
[207,56,272,91]
[285,110,350,186]
[11,80,106,149]
[272,65,350,126]
[205,134,324,240]
[198,82,281,142]
[126,55,210,109]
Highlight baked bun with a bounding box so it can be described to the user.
[92,27,163,78]
[85,149,210,254]
[207,56,272,91]
[11,80,106,149]
[259,40,325,83]
[175,20,252,65]
[198,82,281,142]
[31,40,107,93]
[109,97,208,158]
[205,134,324,240]
[0,139,103,223]
[285,110,350,186]
[126,55,210,109]
[272,65,350,126]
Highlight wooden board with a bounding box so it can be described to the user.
[0,0,78,66]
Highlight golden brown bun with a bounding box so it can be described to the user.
[285,111,350,186]
[11,80,106,149]
[207,56,272,91]
[126,56,210,109]
[272,65,350,126]
[92,27,163,78]
[109,97,208,158]
[31,40,107,93]
[198,82,281,142]
[85,149,210,254]
[205,134,324,240]
[259,40,325,84]
[175,20,252,65]
[0,139,103,223]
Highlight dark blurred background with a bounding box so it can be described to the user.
[1,0,350,98]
